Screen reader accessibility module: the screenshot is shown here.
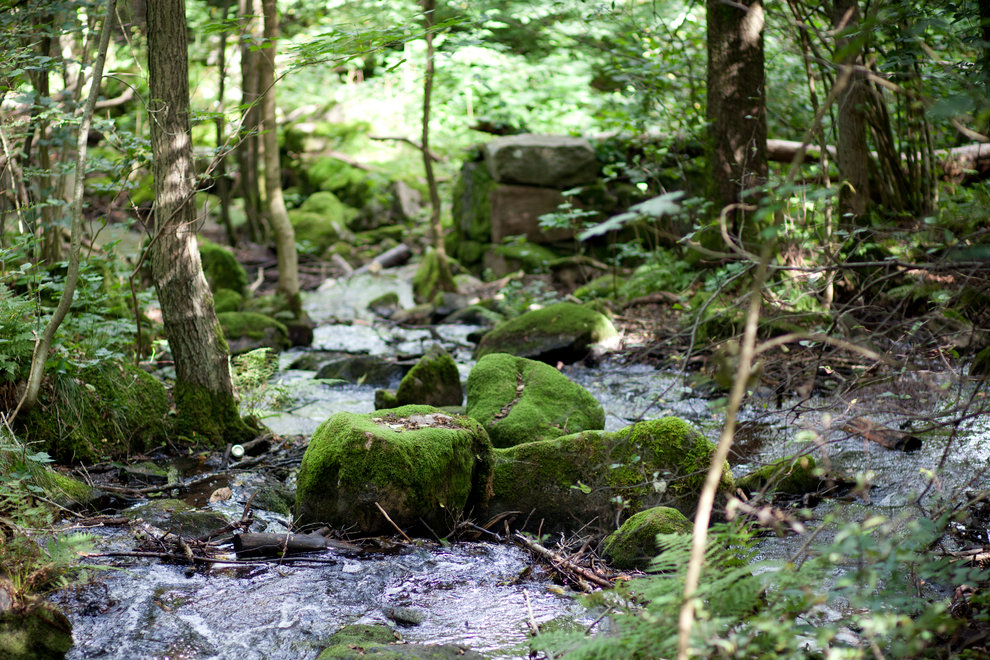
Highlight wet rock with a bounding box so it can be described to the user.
[465,353,604,448]
[484,134,598,188]
[317,623,485,659]
[474,302,619,364]
[385,606,426,626]
[440,304,503,328]
[737,454,821,497]
[0,589,73,660]
[123,498,229,538]
[315,355,408,387]
[218,311,290,355]
[295,406,494,535]
[394,344,463,408]
[602,506,693,570]
[487,417,734,533]
[199,238,248,295]
[121,460,170,486]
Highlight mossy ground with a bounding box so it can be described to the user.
[295,406,493,535]
[20,361,168,463]
[474,302,618,360]
[465,353,603,447]
[488,417,732,533]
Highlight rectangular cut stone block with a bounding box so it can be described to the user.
[484,134,598,188]
[489,184,574,244]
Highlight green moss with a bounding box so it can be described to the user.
[39,470,102,510]
[295,406,493,535]
[574,274,626,301]
[306,158,380,209]
[465,353,603,448]
[374,389,400,410]
[474,302,618,360]
[213,288,244,313]
[217,311,290,353]
[122,498,229,537]
[395,344,463,407]
[602,506,693,570]
[412,248,456,303]
[0,600,73,659]
[173,380,256,448]
[289,192,356,254]
[317,624,397,659]
[493,241,560,273]
[199,238,248,296]
[488,417,733,533]
[21,362,168,463]
[736,454,820,496]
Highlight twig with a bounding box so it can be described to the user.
[512,533,611,590]
[375,501,412,542]
[369,134,444,162]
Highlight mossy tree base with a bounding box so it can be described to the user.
[173,382,256,448]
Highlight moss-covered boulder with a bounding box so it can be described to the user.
[446,161,495,269]
[122,499,229,538]
[289,191,356,255]
[602,506,693,570]
[574,274,626,301]
[212,288,244,313]
[241,292,314,348]
[199,238,248,296]
[465,354,603,448]
[217,311,290,355]
[367,291,401,318]
[295,406,493,535]
[394,345,463,408]
[736,454,821,497]
[316,623,484,659]
[474,302,619,363]
[0,593,73,660]
[21,362,168,463]
[487,417,734,533]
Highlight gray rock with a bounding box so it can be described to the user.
[484,134,598,188]
[490,184,574,244]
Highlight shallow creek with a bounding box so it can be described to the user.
[53,270,990,658]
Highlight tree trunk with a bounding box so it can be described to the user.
[147,0,253,445]
[237,0,265,243]
[420,0,455,296]
[706,0,768,238]
[215,0,236,246]
[259,0,300,314]
[832,0,871,218]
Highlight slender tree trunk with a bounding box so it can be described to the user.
[832,0,871,218]
[237,0,265,243]
[259,0,300,314]
[706,0,768,239]
[147,0,252,445]
[421,0,455,296]
[13,0,118,418]
[215,0,236,246]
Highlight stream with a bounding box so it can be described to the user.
[51,267,990,659]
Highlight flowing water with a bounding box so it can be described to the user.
[52,270,990,658]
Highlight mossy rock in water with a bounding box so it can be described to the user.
[488,417,733,533]
[465,353,603,448]
[199,237,248,296]
[315,355,406,386]
[316,623,484,659]
[123,499,229,538]
[289,191,356,254]
[602,506,693,570]
[736,454,821,497]
[474,302,619,364]
[21,361,168,463]
[0,594,73,660]
[217,311,290,355]
[295,406,493,535]
[213,287,244,313]
[395,344,463,408]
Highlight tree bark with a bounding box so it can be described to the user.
[259,0,300,314]
[147,0,252,445]
[706,0,768,237]
[420,0,455,296]
[237,0,265,243]
[215,0,236,247]
[832,0,871,218]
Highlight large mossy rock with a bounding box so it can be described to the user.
[0,590,73,660]
[289,191,356,255]
[487,417,734,533]
[483,134,598,188]
[474,302,619,363]
[465,354,603,448]
[217,311,290,355]
[21,362,168,463]
[199,238,248,296]
[602,506,693,570]
[295,406,493,535]
[394,344,463,407]
[317,623,484,659]
[446,161,495,269]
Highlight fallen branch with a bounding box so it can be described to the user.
[843,416,922,452]
[512,532,611,591]
[370,134,444,163]
[375,501,412,542]
[350,244,412,277]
